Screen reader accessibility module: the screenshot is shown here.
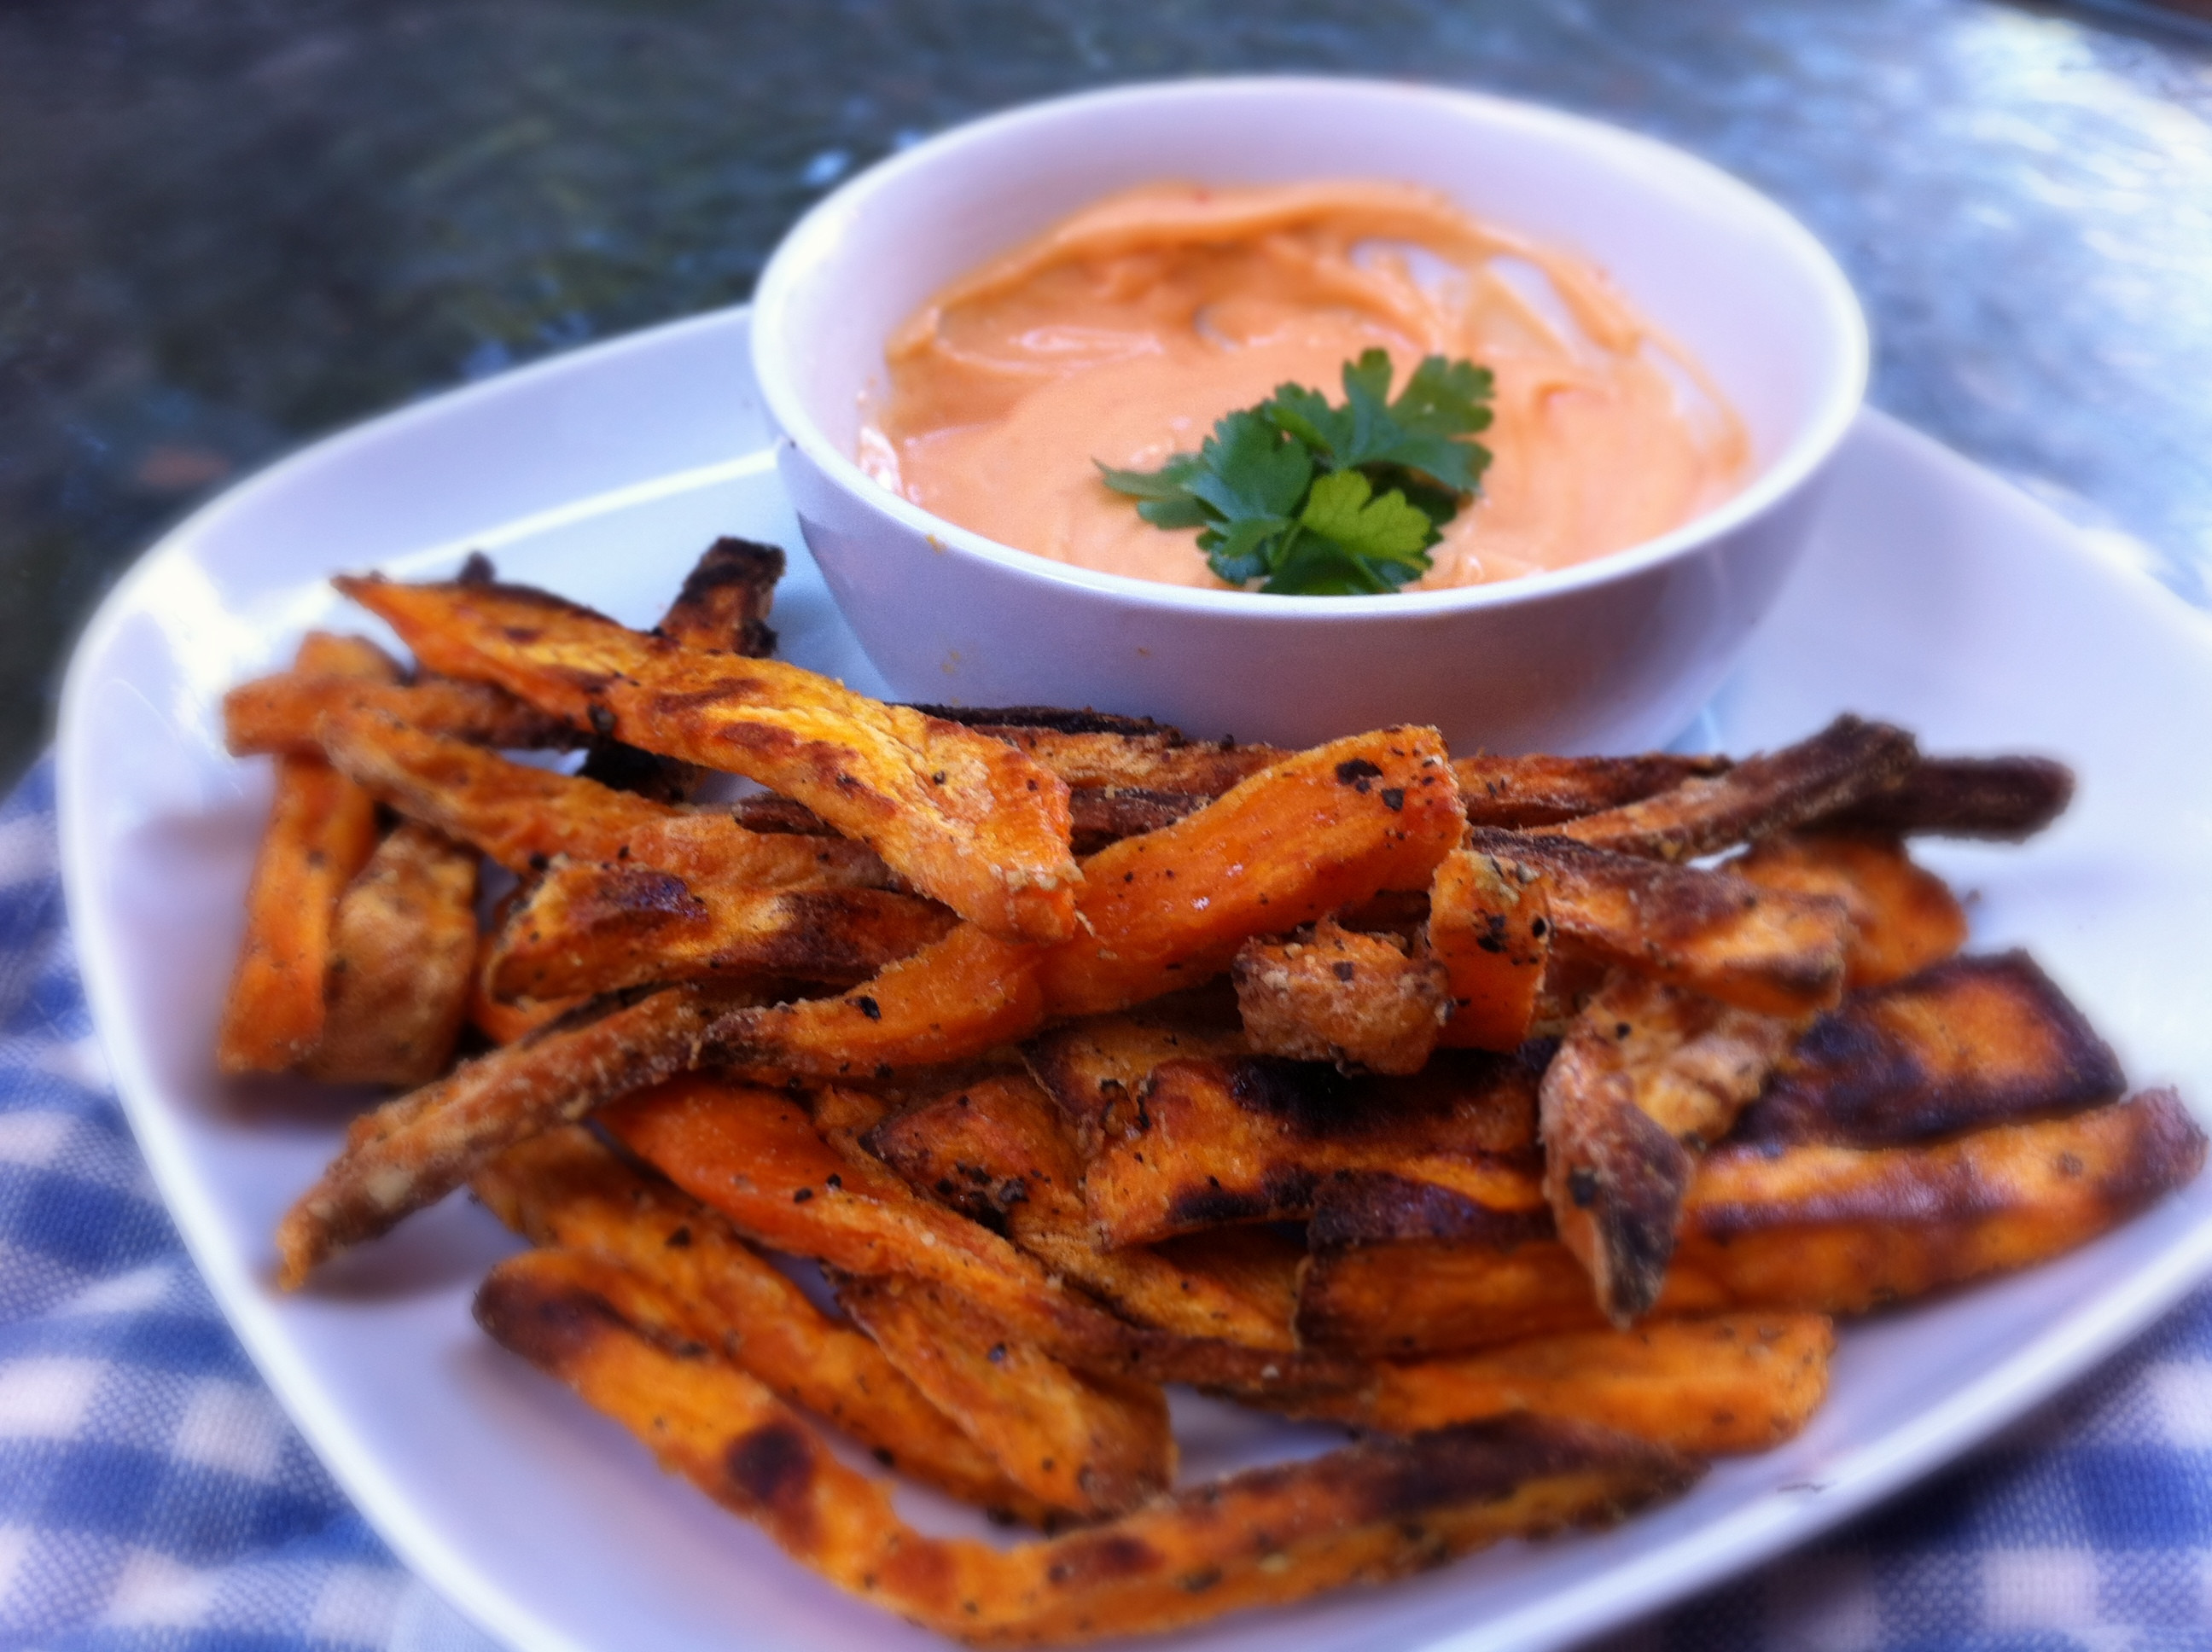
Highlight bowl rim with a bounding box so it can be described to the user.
[752,73,1870,619]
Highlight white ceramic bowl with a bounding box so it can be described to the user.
[753,77,1867,753]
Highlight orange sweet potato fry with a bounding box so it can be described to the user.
[1040,728,1463,1018]
[1453,752,1730,829]
[1231,920,1448,1075]
[334,574,1080,945]
[224,671,578,757]
[1427,845,1551,1051]
[474,1127,1044,1520]
[835,1271,1175,1521]
[216,632,395,1073]
[476,1246,1701,1648]
[485,858,958,1001]
[301,823,479,1087]
[318,705,891,888]
[1730,830,1967,991]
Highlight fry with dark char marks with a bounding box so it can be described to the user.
[1295,1313,1834,1455]
[1540,973,1798,1324]
[224,672,579,758]
[473,1126,1047,1521]
[319,705,893,888]
[1733,951,2125,1148]
[475,1246,1702,1647]
[276,984,746,1288]
[1299,1090,2205,1356]
[1472,828,1850,1018]
[1820,754,2075,841]
[1079,1050,1544,1249]
[1730,831,1966,990]
[1454,752,1730,829]
[1041,728,1464,1017]
[485,859,958,1000]
[302,823,479,1087]
[603,1075,1362,1393]
[335,573,1080,945]
[1023,1012,1250,1160]
[1428,844,1551,1051]
[1231,920,1448,1075]
[835,1271,1175,1521]
[864,1073,1301,1349]
[1558,716,1918,862]
[217,632,395,1073]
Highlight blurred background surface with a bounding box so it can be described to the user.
[3,0,2209,790]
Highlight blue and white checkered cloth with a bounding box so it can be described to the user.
[3,753,2209,1651]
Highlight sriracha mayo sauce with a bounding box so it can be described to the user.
[860,181,1746,591]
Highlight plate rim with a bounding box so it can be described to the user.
[53,302,2212,1652]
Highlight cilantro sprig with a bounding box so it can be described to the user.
[1097,351,1494,596]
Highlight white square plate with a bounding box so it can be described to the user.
[55,307,2212,1652]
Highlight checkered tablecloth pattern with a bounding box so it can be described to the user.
[5,753,2211,1651]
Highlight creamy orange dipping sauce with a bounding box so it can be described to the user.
[859,181,1748,590]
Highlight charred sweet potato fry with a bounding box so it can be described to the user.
[1734,951,2125,1148]
[302,823,478,1087]
[836,1272,1175,1520]
[477,1247,1700,1647]
[1473,829,1850,1018]
[1820,754,2075,841]
[1302,1313,1835,1455]
[1453,752,1730,829]
[1559,716,1918,863]
[912,708,1289,796]
[224,671,578,757]
[1428,845,1551,1051]
[335,574,1080,945]
[1301,1090,2205,1356]
[1022,1009,1250,1160]
[485,859,958,1000]
[1540,972,1798,1323]
[1231,920,1448,1075]
[319,705,891,888]
[1082,1050,1545,1249]
[473,1127,1045,1520]
[1040,729,1464,1017]
[603,1075,1359,1393]
[864,1073,1301,1349]
[1731,831,1966,990]
[216,633,396,1073]
[1067,788,1210,852]
[276,984,745,1286]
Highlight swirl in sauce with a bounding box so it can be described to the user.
[860,181,1746,590]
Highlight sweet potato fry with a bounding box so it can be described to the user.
[318,705,891,888]
[301,823,478,1086]
[335,573,1080,945]
[1300,1090,2206,1356]
[1040,729,1464,1017]
[836,1272,1175,1520]
[473,1127,1043,1519]
[216,633,396,1073]
[276,984,744,1287]
[1540,972,1797,1323]
[1558,716,1918,862]
[913,707,1289,795]
[224,671,578,757]
[1080,1050,1545,1249]
[1820,754,2075,841]
[864,1073,1300,1349]
[1067,788,1210,852]
[1454,752,1730,829]
[1473,828,1849,1018]
[485,859,958,1000]
[1231,920,1447,1074]
[603,1075,1360,1393]
[1303,1314,1834,1454]
[1730,830,1966,990]
[1022,1009,1250,1161]
[1428,844,1551,1051]
[476,1247,1701,1647]
[1733,951,2126,1148]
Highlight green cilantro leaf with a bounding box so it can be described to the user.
[1097,349,1491,596]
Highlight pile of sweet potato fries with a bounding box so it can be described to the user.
[214,538,2203,1645]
